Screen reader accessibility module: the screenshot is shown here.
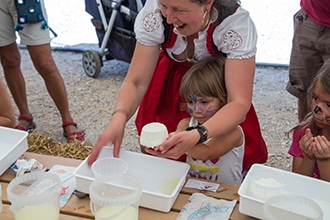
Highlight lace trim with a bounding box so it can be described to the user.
[222,29,243,50]
[142,12,160,32]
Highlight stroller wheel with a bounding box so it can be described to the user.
[82,50,102,78]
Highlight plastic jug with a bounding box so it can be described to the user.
[89,174,142,220]
[7,172,62,220]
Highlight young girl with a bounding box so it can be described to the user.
[288,65,330,181]
[176,57,244,184]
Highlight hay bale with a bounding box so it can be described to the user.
[27,131,93,160]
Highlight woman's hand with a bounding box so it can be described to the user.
[145,129,200,159]
[87,112,126,166]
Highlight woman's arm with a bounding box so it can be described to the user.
[186,126,243,161]
[0,78,15,128]
[88,42,160,165]
[205,57,255,137]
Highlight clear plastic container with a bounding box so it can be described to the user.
[7,172,62,220]
[250,169,286,201]
[91,157,128,180]
[263,193,323,220]
[89,174,142,220]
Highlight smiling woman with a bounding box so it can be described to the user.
[87,0,268,179]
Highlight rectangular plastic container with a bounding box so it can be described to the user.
[74,146,190,212]
[0,126,28,176]
[238,164,330,219]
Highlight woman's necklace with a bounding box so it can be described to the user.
[184,36,195,62]
[185,47,195,62]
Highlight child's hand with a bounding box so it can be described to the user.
[313,135,330,160]
[299,128,315,159]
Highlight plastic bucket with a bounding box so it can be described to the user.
[263,193,323,220]
[7,172,62,220]
[91,157,128,180]
[89,174,142,220]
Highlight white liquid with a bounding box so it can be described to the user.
[14,203,59,220]
[255,177,283,187]
[95,206,138,220]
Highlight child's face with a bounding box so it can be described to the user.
[186,94,222,124]
[311,82,330,128]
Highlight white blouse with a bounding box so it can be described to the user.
[134,0,258,61]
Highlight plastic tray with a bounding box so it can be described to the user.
[0,126,28,176]
[73,146,190,212]
[238,164,330,219]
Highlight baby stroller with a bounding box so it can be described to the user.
[83,0,145,78]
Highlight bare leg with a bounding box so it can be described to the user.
[26,43,81,136]
[0,43,31,128]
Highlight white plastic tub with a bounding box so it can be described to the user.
[0,126,28,176]
[238,164,330,219]
[74,146,190,212]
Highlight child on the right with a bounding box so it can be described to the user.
[288,65,330,182]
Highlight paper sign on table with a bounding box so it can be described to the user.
[177,193,237,220]
[184,179,220,192]
[49,165,76,207]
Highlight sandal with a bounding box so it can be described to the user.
[62,121,85,142]
[15,115,37,132]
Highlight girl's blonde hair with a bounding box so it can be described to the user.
[180,57,227,107]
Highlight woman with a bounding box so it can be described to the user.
[88,0,267,172]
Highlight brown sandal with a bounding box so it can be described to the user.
[15,115,37,132]
[62,121,85,142]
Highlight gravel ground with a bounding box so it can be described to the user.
[1,48,297,172]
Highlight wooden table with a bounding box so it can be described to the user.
[0,152,256,219]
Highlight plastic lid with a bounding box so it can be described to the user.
[7,172,62,205]
[89,174,142,207]
[263,193,323,220]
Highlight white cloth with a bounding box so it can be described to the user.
[134,0,257,60]
[177,193,237,220]
[186,118,244,184]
